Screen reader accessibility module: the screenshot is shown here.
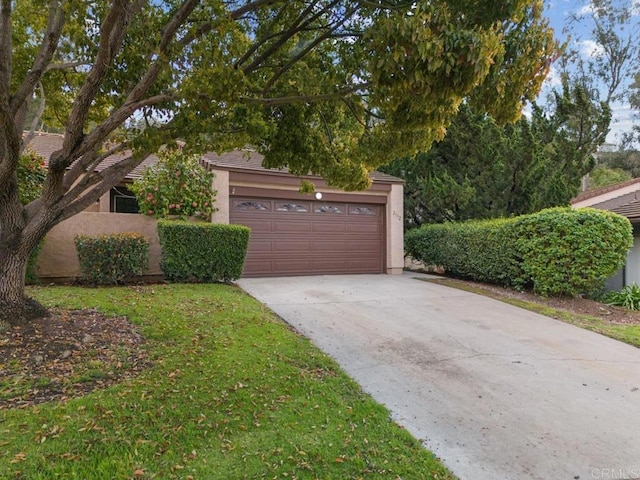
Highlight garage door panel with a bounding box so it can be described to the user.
[348,258,383,271]
[312,222,346,233]
[346,223,381,234]
[348,240,381,253]
[273,221,312,233]
[312,240,348,251]
[272,240,312,252]
[272,259,313,273]
[238,219,273,233]
[231,196,384,277]
[247,239,273,253]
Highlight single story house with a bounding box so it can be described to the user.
[571,178,640,290]
[26,132,404,279]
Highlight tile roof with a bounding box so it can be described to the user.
[571,177,640,204]
[25,132,403,184]
[25,132,159,179]
[607,200,640,221]
[201,149,404,184]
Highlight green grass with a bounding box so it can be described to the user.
[424,277,640,349]
[1,284,454,480]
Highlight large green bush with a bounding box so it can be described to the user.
[406,219,520,286]
[157,220,250,283]
[75,233,150,285]
[512,207,633,296]
[406,207,632,296]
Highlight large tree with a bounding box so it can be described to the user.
[382,76,610,227]
[0,0,556,330]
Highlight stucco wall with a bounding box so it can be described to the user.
[386,183,404,274]
[210,169,230,224]
[37,213,161,279]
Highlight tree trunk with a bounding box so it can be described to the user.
[0,248,47,332]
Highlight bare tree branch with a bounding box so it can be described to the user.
[262,5,359,93]
[230,0,283,19]
[10,0,65,118]
[58,152,152,221]
[58,0,146,167]
[21,82,47,153]
[0,0,12,103]
[45,61,91,72]
[240,84,367,105]
[241,0,341,74]
[68,0,199,169]
[62,142,130,191]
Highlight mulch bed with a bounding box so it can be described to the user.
[426,276,640,326]
[0,308,151,409]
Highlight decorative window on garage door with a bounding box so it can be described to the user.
[349,205,377,215]
[233,200,271,211]
[276,202,309,212]
[314,204,345,214]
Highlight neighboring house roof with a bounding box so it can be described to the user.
[25,131,157,179]
[571,178,640,207]
[26,131,403,184]
[606,199,640,222]
[571,177,640,223]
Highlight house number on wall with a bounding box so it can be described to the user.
[393,210,402,221]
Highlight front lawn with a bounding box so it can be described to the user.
[1,284,454,479]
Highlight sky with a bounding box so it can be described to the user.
[541,0,638,146]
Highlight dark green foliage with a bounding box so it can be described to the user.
[406,208,632,296]
[406,219,521,287]
[587,165,632,190]
[18,150,47,285]
[606,284,640,310]
[75,233,149,285]
[157,220,250,283]
[25,242,43,285]
[512,208,633,296]
[17,149,47,205]
[382,78,610,228]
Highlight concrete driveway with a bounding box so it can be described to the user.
[238,273,640,480]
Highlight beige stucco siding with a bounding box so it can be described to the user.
[210,169,230,224]
[386,183,404,274]
[37,213,161,279]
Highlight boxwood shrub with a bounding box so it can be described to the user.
[511,207,633,296]
[406,207,632,296]
[75,233,149,285]
[157,220,250,283]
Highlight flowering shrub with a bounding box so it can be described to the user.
[17,148,47,205]
[131,149,216,219]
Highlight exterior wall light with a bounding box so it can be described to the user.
[314,192,323,200]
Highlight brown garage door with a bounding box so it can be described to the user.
[230,197,384,277]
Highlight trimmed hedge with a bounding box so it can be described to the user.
[406,207,633,296]
[75,233,149,285]
[157,220,250,283]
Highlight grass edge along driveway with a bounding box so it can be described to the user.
[1,284,454,480]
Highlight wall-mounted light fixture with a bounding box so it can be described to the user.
[314,192,323,200]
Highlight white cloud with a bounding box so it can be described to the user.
[578,39,605,58]
[543,65,563,89]
[607,102,636,143]
[577,3,596,16]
